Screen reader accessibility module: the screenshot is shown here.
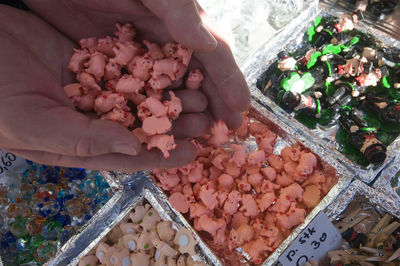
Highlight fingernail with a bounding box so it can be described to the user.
[111,142,137,156]
[200,24,217,49]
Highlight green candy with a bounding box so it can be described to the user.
[281,72,315,93]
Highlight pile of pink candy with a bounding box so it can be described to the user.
[63,23,204,158]
[152,113,339,264]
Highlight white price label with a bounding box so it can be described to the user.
[0,150,28,177]
[278,212,342,266]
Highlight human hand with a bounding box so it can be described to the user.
[24,0,251,127]
[0,0,250,172]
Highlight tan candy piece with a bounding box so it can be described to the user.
[174,227,197,256]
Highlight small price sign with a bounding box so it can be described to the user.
[278,212,342,266]
[0,150,28,177]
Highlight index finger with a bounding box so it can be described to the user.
[194,4,251,112]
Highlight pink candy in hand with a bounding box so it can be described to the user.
[147,134,176,158]
[79,37,97,53]
[114,22,136,43]
[164,91,182,120]
[68,49,90,73]
[208,120,230,147]
[143,40,164,60]
[104,62,121,81]
[64,83,83,98]
[185,69,204,90]
[140,97,167,118]
[148,75,172,90]
[152,58,178,80]
[101,108,135,127]
[94,92,127,115]
[176,44,193,66]
[110,42,138,66]
[96,36,115,58]
[76,72,102,92]
[115,75,144,94]
[142,116,172,135]
[162,43,178,58]
[85,51,107,82]
[131,54,154,81]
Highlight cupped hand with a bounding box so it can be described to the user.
[0,0,250,171]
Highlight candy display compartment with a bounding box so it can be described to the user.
[60,174,218,266]
[0,162,114,266]
[150,100,353,265]
[244,3,400,183]
[319,180,400,266]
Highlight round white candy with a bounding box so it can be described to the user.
[128,240,136,251]
[179,234,189,247]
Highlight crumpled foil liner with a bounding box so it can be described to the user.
[48,172,220,266]
[242,2,400,184]
[372,156,400,205]
[325,179,400,221]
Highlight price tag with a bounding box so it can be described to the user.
[277,212,342,266]
[0,150,29,177]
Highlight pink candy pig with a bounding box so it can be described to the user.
[147,134,177,158]
[115,75,144,94]
[176,44,193,66]
[76,72,102,92]
[257,192,275,212]
[143,40,164,60]
[223,190,241,215]
[276,203,305,230]
[208,120,230,147]
[296,152,317,176]
[79,37,97,53]
[164,91,182,120]
[148,75,172,90]
[131,54,154,81]
[101,108,135,128]
[110,42,138,66]
[140,97,167,118]
[68,49,90,73]
[185,69,204,90]
[230,144,246,167]
[229,224,254,251]
[169,192,190,213]
[104,62,121,81]
[94,92,127,115]
[114,22,136,43]
[152,58,178,80]
[85,51,107,82]
[96,36,115,58]
[162,43,178,58]
[142,116,172,135]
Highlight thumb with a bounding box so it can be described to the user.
[5,101,141,157]
[141,0,217,52]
